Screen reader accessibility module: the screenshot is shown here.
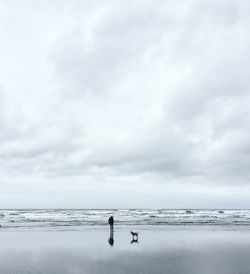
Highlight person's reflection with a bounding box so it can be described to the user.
[108,229,114,246]
[108,216,114,246]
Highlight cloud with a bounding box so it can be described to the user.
[0,0,250,207]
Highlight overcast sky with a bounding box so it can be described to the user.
[0,0,250,209]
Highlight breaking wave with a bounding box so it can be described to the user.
[0,209,250,229]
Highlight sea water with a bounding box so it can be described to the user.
[1,209,250,229]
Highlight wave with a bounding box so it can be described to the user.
[1,209,250,229]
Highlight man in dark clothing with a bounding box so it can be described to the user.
[108,216,114,227]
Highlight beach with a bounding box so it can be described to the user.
[1,226,250,274]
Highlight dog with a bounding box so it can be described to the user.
[130,231,139,238]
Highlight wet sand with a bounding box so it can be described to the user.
[0,226,250,274]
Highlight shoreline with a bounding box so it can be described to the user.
[1,224,250,232]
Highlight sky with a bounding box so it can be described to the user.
[0,0,250,209]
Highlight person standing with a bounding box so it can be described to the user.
[108,216,114,230]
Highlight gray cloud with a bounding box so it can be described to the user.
[0,0,250,208]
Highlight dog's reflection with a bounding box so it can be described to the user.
[130,237,139,244]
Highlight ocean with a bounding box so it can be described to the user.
[1,209,250,229]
